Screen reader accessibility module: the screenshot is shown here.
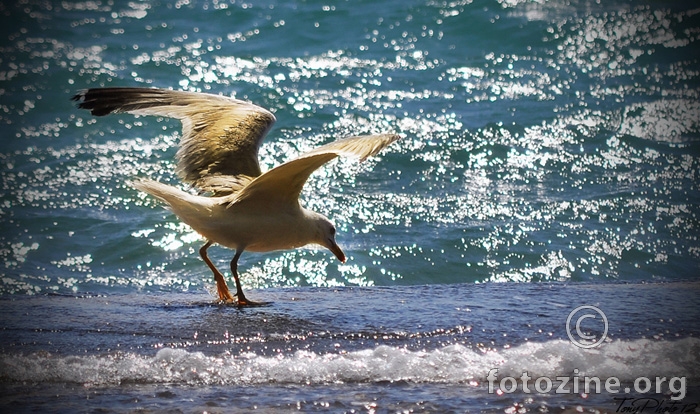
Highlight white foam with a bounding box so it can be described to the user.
[1,338,697,386]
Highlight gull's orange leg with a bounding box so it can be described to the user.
[229,249,267,306]
[199,240,235,303]
[230,249,252,306]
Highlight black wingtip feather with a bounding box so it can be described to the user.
[71,89,104,116]
[71,87,151,116]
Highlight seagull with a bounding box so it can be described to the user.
[72,87,399,305]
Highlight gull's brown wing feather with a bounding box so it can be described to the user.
[228,133,400,208]
[72,87,276,192]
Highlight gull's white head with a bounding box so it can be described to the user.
[311,213,346,263]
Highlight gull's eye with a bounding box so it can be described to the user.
[330,226,336,236]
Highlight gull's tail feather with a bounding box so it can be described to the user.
[130,179,215,219]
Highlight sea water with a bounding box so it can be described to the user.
[1,0,699,412]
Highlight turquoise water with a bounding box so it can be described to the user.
[1,0,699,411]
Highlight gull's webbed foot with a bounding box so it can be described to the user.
[233,291,270,307]
[213,270,235,303]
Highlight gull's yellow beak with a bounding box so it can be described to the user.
[328,239,346,263]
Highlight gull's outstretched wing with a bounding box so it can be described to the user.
[228,133,400,207]
[72,87,276,191]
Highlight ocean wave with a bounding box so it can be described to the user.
[2,337,697,387]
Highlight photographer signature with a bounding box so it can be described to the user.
[615,397,698,413]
